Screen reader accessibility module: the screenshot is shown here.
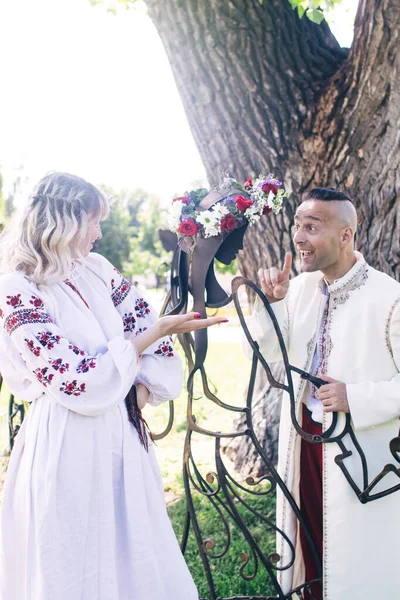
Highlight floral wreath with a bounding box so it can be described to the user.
[167,174,288,251]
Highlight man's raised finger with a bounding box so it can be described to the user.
[281,252,293,278]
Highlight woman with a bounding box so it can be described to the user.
[0,172,226,600]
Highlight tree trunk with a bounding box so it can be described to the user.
[147,0,400,473]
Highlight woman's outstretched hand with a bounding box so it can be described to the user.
[158,312,228,336]
[132,312,228,357]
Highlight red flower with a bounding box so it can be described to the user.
[263,206,272,215]
[6,294,23,308]
[235,195,253,212]
[0,308,3,319]
[244,178,253,190]
[262,182,278,196]
[220,214,237,232]
[30,295,44,308]
[173,196,190,204]
[177,220,199,237]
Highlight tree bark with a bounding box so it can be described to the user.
[147,0,400,473]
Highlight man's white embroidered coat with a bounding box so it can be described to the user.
[247,254,400,599]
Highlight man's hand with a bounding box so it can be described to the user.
[258,252,292,302]
[317,375,350,413]
[135,383,151,410]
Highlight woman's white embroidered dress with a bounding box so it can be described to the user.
[0,252,198,600]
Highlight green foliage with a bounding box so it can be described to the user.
[288,0,343,22]
[93,187,171,283]
[89,0,345,24]
[93,198,132,272]
[214,258,239,276]
[128,196,171,285]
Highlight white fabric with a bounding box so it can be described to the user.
[0,252,197,600]
[245,253,400,599]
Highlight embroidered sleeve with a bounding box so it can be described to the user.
[0,274,139,416]
[88,253,184,404]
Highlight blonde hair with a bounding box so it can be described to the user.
[0,172,109,284]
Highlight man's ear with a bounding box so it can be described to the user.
[341,226,353,246]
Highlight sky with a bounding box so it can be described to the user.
[0,0,359,205]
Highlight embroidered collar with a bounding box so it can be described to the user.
[317,252,368,304]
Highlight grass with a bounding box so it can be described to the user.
[0,326,278,598]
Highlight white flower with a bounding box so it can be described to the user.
[244,203,263,224]
[168,200,185,231]
[211,204,229,219]
[196,210,221,237]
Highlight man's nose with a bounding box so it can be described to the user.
[293,228,303,244]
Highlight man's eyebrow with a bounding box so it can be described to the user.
[294,214,323,223]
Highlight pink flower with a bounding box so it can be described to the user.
[244,178,253,190]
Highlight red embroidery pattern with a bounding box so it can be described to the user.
[123,312,136,333]
[5,309,53,335]
[135,298,150,319]
[60,380,86,396]
[34,367,54,387]
[154,341,174,358]
[29,295,44,309]
[64,280,90,309]
[76,357,96,373]
[25,338,42,357]
[49,358,70,374]
[6,294,23,309]
[0,308,3,319]
[68,344,85,356]
[111,277,131,307]
[37,330,61,349]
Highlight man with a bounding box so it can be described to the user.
[246,188,400,599]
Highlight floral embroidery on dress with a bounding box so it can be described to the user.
[60,380,86,396]
[0,308,3,319]
[29,295,44,309]
[123,312,136,333]
[135,298,150,319]
[37,330,61,349]
[68,344,85,356]
[25,338,42,357]
[111,277,131,307]
[76,357,97,373]
[6,294,23,309]
[154,340,174,357]
[5,309,53,335]
[34,367,54,387]
[49,358,70,374]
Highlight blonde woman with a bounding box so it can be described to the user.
[0,172,226,600]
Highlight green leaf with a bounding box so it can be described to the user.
[297,5,306,18]
[310,0,322,8]
[306,8,325,23]
[257,0,263,4]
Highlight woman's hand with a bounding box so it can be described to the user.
[135,383,151,410]
[158,312,228,337]
[132,312,228,357]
